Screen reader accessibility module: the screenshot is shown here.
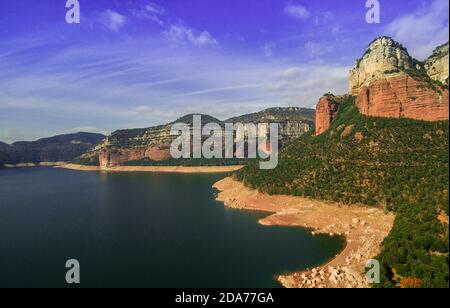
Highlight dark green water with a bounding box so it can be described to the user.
[0,168,344,288]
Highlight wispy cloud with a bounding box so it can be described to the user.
[162,24,218,48]
[385,0,449,59]
[304,41,333,59]
[99,9,127,32]
[284,4,310,21]
[268,65,349,107]
[0,32,349,142]
[130,2,166,25]
[167,83,265,99]
[261,43,275,58]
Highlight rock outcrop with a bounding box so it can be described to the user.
[315,37,449,135]
[349,37,415,96]
[425,42,449,85]
[99,147,171,169]
[347,36,449,123]
[315,95,346,135]
[356,76,449,121]
[228,107,315,141]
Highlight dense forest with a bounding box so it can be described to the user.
[235,97,449,288]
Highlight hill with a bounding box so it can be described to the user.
[234,97,449,287]
[0,132,105,167]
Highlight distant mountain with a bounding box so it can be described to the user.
[0,132,105,167]
[173,113,223,125]
[227,107,315,123]
[227,107,315,142]
[78,107,315,168]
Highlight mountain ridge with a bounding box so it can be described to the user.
[77,107,316,168]
[0,132,105,167]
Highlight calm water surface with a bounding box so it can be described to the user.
[0,168,344,287]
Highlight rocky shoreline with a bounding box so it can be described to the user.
[213,177,395,288]
[58,163,244,173]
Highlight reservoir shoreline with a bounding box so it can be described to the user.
[213,177,395,288]
[57,163,245,173]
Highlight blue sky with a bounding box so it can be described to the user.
[0,0,448,142]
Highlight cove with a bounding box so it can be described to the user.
[0,168,345,287]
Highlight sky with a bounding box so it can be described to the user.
[0,0,448,143]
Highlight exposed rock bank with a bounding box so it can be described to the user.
[213,177,395,288]
[59,164,244,173]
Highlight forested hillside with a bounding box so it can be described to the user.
[0,132,105,166]
[235,97,449,288]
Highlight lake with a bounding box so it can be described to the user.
[0,167,344,287]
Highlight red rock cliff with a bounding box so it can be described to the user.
[356,76,449,122]
[99,147,171,169]
[315,96,343,135]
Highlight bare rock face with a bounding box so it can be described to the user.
[348,37,449,122]
[356,76,449,121]
[349,36,415,96]
[99,147,171,169]
[315,95,346,135]
[425,42,449,85]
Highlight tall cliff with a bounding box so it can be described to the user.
[349,36,416,96]
[352,37,449,121]
[315,95,346,135]
[356,76,449,121]
[316,37,449,135]
[425,42,449,85]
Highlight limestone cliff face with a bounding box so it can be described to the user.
[425,42,449,85]
[315,95,346,135]
[349,37,415,96]
[356,76,449,121]
[348,37,449,123]
[316,38,449,134]
[228,107,315,141]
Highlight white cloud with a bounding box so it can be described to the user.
[261,43,275,58]
[0,31,350,142]
[268,66,349,107]
[99,10,126,33]
[284,4,310,21]
[331,25,340,35]
[130,2,166,25]
[304,41,333,58]
[385,0,449,60]
[162,24,218,47]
